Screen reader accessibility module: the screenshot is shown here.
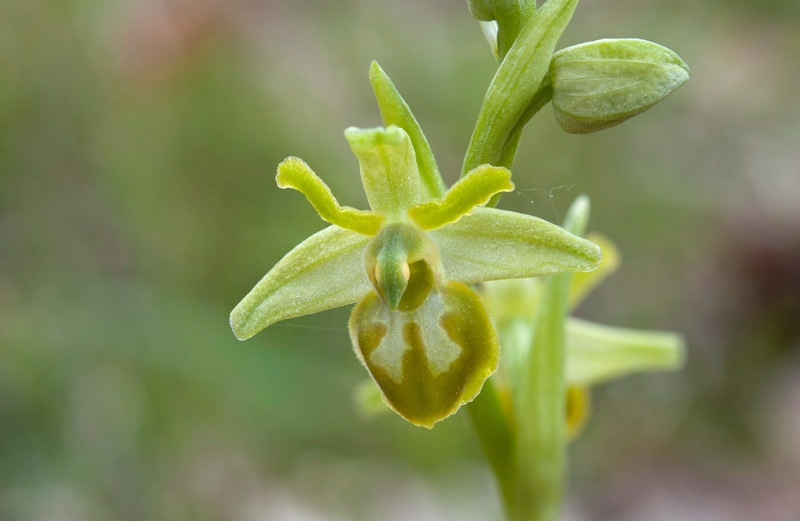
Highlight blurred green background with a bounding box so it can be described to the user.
[2,0,799,519]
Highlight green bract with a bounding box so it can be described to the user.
[550,38,690,133]
[230,117,601,428]
[467,0,538,60]
[464,0,578,174]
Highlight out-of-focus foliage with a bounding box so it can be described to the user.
[2,0,799,519]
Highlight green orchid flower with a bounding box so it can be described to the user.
[480,231,684,440]
[229,131,601,428]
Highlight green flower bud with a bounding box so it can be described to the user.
[550,38,690,134]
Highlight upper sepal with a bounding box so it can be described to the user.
[369,62,446,200]
[349,281,500,428]
[466,0,538,60]
[230,225,373,340]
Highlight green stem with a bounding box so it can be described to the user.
[467,378,515,507]
[511,276,569,520]
[508,197,589,521]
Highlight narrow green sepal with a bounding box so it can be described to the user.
[369,62,446,200]
[430,207,601,284]
[566,318,686,385]
[551,38,690,133]
[407,165,514,230]
[568,233,620,309]
[463,0,579,174]
[276,157,384,236]
[345,125,421,221]
[230,225,373,340]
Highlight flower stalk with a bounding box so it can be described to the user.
[511,197,587,521]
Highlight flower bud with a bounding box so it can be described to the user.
[550,38,689,134]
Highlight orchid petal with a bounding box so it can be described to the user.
[408,165,514,230]
[230,225,372,340]
[430,207,601,284]
[568,233,621,309]
[344,126,421,221]
[566,318,685,385]
[565,385,590,440]
[349,281,499,428]
[276,157,384,236]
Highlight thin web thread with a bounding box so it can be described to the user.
[514,183,576,225]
